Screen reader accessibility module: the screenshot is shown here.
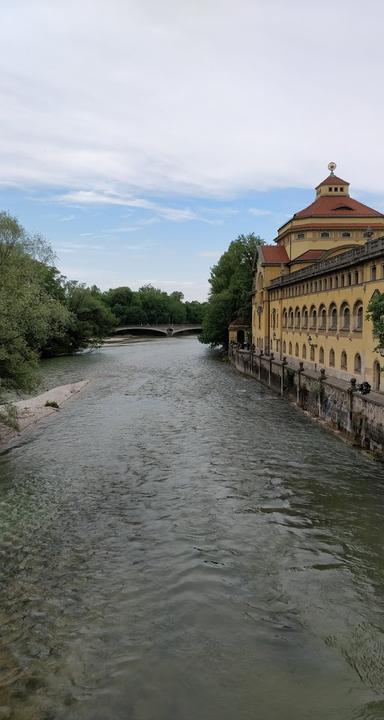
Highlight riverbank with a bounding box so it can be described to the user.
[0,380,89,449]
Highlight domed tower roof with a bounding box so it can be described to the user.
[292,163,384,219]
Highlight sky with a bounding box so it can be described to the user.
[1,0,384,300]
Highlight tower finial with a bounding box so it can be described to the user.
[328,161,337,176]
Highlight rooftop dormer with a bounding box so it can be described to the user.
[315,162,350,197]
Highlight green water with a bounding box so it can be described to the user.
[1,338,384,719]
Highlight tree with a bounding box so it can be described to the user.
[0,213,70,394]
[200,232,264,347]
[43,283,116,356]
[367,291,384,351]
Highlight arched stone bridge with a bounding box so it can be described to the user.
[114,323,202,337]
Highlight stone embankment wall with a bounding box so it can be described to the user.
[229,347,384,458]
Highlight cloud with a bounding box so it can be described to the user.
[57,190,199,222]
[249,208,272,217]
[59,214,75,222]
[1,1,384,197]
[198,250,222,258]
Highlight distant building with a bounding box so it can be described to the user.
[251,164,384,390]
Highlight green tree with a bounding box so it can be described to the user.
[367,291,384,351]
[200,233,264,348]
[43,283,116,356]
[0,213,70,394]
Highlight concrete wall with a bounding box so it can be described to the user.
[229,346,384,458]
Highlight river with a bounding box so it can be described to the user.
[1,337,384,720]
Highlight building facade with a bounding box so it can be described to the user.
[252,165,384,391]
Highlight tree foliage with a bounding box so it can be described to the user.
[367,291,384,351]
[0,213,70,394]
[199,233,264,347]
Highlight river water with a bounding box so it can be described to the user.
[1,337,384,719]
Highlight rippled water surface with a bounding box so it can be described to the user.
[2,338,384,719]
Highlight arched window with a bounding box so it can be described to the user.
[329,348,335,367]
[295,343,299,357]
[310,345,315,361]
[283,309,288,329]
[340,303,350,331]
[354,353,362,374]
[353,301,363,331]
[294,307,301,329]
[283,340,286,353]
[373,360,381,392]
[302,307,308,329]
[329,303,337,331]
[289,342,292,355]
[302,344,307,359]
[319,347,324,364]
[318,304,327,330]
[288,308,294,328]
[271,309,276,330]
[341,350,348,370]
[310,306,317,330]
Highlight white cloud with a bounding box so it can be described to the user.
[57,190,199,222]
[249,208,272,217]
[1,1,384,198]
[198,250,222,258]
[59,214,75,222]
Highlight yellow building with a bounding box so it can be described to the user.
[252,164,384,391]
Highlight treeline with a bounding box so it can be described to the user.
[103,286,205,326]
[199,233,264,348]
[0,212,205,397]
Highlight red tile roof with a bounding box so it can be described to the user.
[290,249,326,263]
[229,318,248,327]
[259,245,289,264]
[294,195,384,219]
[316,174,349,189]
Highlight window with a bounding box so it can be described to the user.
[288,309,294,328]
[341,304,350,331]
[319,305,327,330]
[341,351,348,370]
[283,341,286,353]
[354,271,359,284]
[319,347,324,364]
[302,344,307,359]
[341,274,345,287]
[335,276,339,288]
[310,307,317,330]
[302,308,308,329]
[371,265,377,281]
[295,343,299,357]
[347,273,351,286]
[297,233,305,239]
[340,187,344,192]
[354,353,362,374]
[320,231,330,238]
[310,346,315,361]
[364,230,374,238]
[283,310,288,328]
[294,308,301,329]
[289,342,292,355]
[328,187,333,191]
[353,301,363,331]
[329,304,337,330]
[342,231,351,238]
[272,309,276,330]
[329,348,335,367]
